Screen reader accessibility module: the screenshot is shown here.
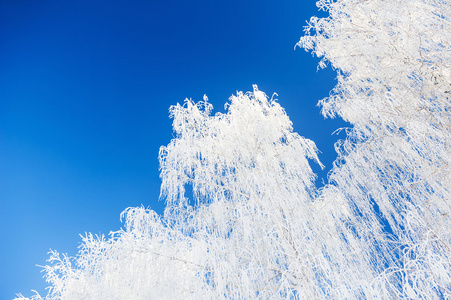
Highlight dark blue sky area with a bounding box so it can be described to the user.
[0,1,345,297]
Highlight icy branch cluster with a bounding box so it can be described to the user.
[17,0,450,298]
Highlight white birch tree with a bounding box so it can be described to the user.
[17,0,451,298]
[17,88,346,299]
[299,0,451,297]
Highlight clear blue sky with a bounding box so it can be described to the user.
[0,0,345,298]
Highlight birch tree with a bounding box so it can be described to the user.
[17,88,354,299]
[299,0,451,297]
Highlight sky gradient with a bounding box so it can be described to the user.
[0,1,346,297]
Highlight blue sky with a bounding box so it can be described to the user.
[0,0,345,297]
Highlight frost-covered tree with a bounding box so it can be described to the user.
[299,0,451,297]
[17,88,354,299]
[17,0,450,299]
